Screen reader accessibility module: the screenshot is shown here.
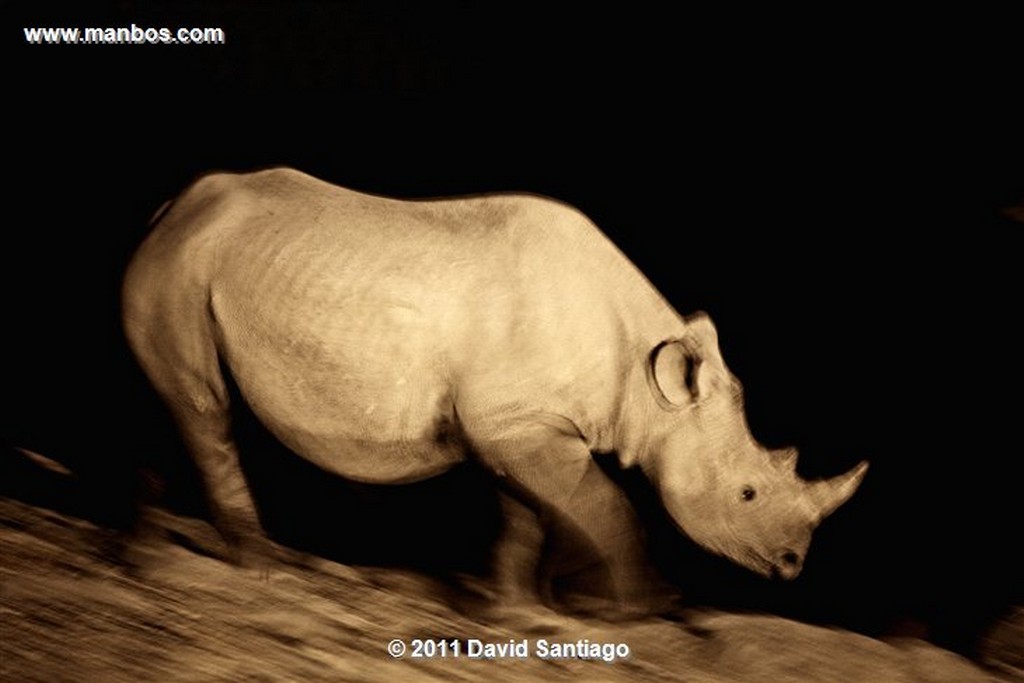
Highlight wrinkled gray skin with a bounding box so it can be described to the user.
[123,168,867,612]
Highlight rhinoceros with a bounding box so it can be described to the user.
[122,167,867,610]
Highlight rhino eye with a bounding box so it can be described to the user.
[741,486,756,502]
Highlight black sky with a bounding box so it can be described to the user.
[4,1,1022,654]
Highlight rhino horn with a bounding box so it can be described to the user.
[770,447,799,472]
[808,460,870,522]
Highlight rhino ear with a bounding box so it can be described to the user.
[650,341,695,407]
[683,311,719,351]
[649,313,724,408]
[651,339,716,408]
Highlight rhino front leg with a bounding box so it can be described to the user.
[475,426,653,617]
[488,491,551,603]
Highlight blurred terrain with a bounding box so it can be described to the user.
[1,449,1020,682]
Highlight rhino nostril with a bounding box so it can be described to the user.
[781,551,800,567]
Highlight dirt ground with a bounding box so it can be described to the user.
[1,493,1019,683]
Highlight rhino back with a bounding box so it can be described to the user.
[125,168,683,480]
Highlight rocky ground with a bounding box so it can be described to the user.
[1,491,1020,683]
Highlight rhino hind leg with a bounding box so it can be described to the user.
[170,397,273,567]
[125,315,271,568]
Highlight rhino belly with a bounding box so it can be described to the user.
[211,286,468,484]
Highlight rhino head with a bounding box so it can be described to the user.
[641,314,868,580]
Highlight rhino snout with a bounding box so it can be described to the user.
[771,550,803,581]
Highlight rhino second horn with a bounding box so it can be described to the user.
[770,447,798,472]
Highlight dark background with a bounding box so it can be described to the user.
[3,1,1021,658]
